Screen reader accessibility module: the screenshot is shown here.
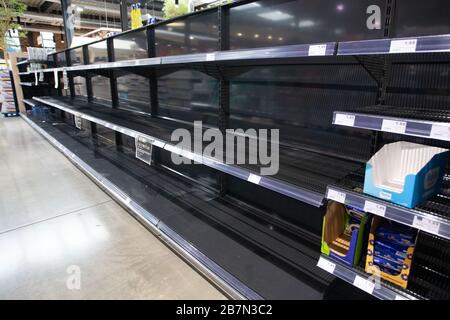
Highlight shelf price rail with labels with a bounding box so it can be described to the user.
[317,255,418,300]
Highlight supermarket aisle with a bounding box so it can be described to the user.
[0,116,226,299]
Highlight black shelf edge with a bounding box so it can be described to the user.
[325,185,450,240]
[20,113,262,301]
[317,255,417,300]
[338,34,450,56]
[332,111,450,142]
[33,96,325,208]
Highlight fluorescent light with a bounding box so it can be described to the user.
[233,3,261,11]
[298,20,315,28]
[254,34,259,38]
[267,35,272,40]
[237,33,243,37]
[258,11,293,21]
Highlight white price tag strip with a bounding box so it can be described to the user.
[308,44,327,56]
[395,294,409,300]
[413,216,441,235]
[248,174,261,185]
[353,275,375,295]
[206,53,215,61]
[364,200,386,217]
[327,189,346,204]
[317,257,336,274]
[430,124,450,141]
[389,39,417,53]
[381,119,407,134]
[334,113,356,127]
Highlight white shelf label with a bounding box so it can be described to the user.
[206,53,216,61]
[34,71,38,85]
[334,113,356,127]
[381,119,407,134]
[327,189,346,204]
[389,39,417,53]
[430,124,450,141]
[395,294,409,300]
[54,70,59,89]
[353,275,375,295]
[364,200,386,217]
[248,174,261,185]
[308,44,327,56]
[317,257,336,274]
[413,216,441,235]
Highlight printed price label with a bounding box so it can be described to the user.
[381,119,407,134]
[248,174,261,185]
[74,113,82,130]
[54,69,59,89]
[63,68,68,90]
[135,135,153,165]
[413,216,441,235]
[430,124,450,141]
[389,39,418,53]
[308,44,327,56]
[206,53,216,61]
[317,257,336,274]
[327,189,346,203]
[353,275,375,294]
[334,113,356,127]
[364,200,386,217]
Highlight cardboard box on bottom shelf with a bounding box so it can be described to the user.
[321,201,370,267]
[364,141,448,208]
[365,216,417,289]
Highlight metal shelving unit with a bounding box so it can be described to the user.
[33,95,325,207]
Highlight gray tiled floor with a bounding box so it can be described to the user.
[0,117,226,300]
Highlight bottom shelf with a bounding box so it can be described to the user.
[21,109,373,300]
[317,255,418,300]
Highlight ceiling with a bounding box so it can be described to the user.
[19,0,164,35]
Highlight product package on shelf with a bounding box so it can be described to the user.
[321,201,371,267]
[365,216,417,289]
[364,141,449,208]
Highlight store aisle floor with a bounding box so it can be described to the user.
[0,117,226,299]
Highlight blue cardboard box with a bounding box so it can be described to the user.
[364,142,448,208]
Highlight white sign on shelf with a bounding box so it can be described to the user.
[74,113,82,130]
[381,119,407,134]
[334,113,356,127]
[363,200,386,217]
[308,44,327,56]
[248,174,262,185]
[327,189,346,204]
[135,135,153,165]
[317,257,336,274]
[413,216,441,235]
[353,275,375,295]
[430,124,450,141]
[54,70,59,89]
[389,39,418,54]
